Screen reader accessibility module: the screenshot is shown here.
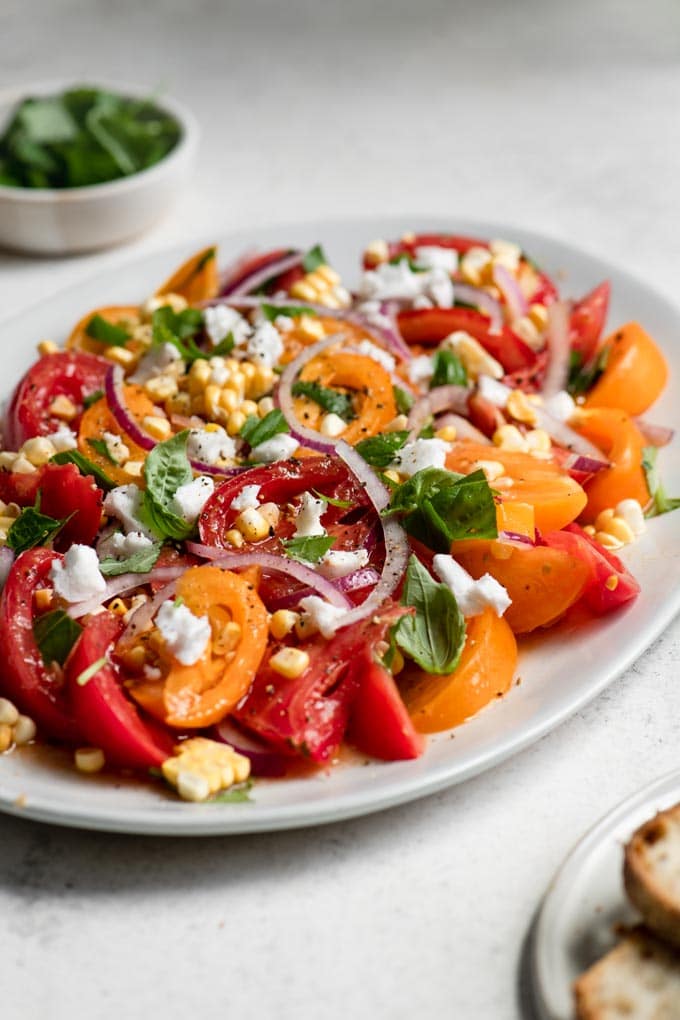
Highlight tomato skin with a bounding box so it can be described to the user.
[0,548,80,742]
[37,463,103,549]
[219,248,300,297]
[544,525,640,614]
[570,281,610,361]
[397,307,537,374]
[583,322,668,416]
[5,351,109,449]
[66,612,174,770]
[570,408,649,522]
[347,659,424,761]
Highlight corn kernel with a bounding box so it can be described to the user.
[227,410,247,436]
[240,400,259,418]
[0,724,12,753]
[528,303,549,331]
[166,392,192,415]
[460,247,492,286]
[514,316,543,351]
[290,280,318,303]
[108,598,128,616]
[493,424,528,452]
[49,394,78,421]
[0,515,17,532]
[604,517,636,545]
[218,389,239,412]
[443,331,504,380]
[234,508,270,542]
[104,346,137,369]
[364,239,389,266]
[145,376,178,401]
[0,698,19,726]
[124,460,144,477]
[473,459,505,482]
[34,588,53,611]
[390,648,405,675]
[383,469,402,484]
[75,747,105,773]
[224,371,246,396]
[13,714,36,745]
[142,415,172,441]
[189,357,211,383]
[162,737,250,800]
[120,645,147,672]
[258,396,275,417]
[525,429,551,453]
[298,315,326,342]
[595,531,623,551]
[583,525,596,537]
[12,455,37,475]
[225,528,245,548]
[269,610,300,640]
[258,501,281,528]
[435,425,458,442]
[38,339,59,356]
[0,452,17,470]
[247,365,275,400]
[595,508,616,530]
[316,264,341,286]
[320,413,346,438]
[143,292,188,317]
[20,436,56,467]
[386,414,409,433]
[205,384,222,419]
[489,238,522,265]
[269,647,310,679]
[177,771,211,802]
[240,362,256,381]
[506,390,538,426]
[213,621,242,655]
[605,574,619,591]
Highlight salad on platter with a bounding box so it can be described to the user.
[0,232,675,804]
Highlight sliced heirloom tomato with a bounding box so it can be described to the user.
[156,245,219,303]
[397,307,537,374]
[0,462,103,548]
[543,525,640,614]
[218,248,303,298]
[570,408,649,522]
[294,350,397,443]
[0,548,80,741]
[445,441,587,532]
[402,607,517,732]
[583,322,668,416]
[570,281,610,361]
[66,305,142,356]
[66,612,174,770]
[5,350,109,449]
[77,388,158,487]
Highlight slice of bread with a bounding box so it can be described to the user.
[624,804,680,950]
[574,927,680,1019]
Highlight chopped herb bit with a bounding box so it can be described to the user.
[51,449,115,491]
[260,303,317,322]
[87,437,118,465]
[76,656,108,687]
[385,468,498,552]
[151,306,206,364]
[291,380,355,422]
[282,534,336,563]
[430,349,468,388]
[312,489,353,509]
[210,780,254,803]
[33,609,83,668]
[355,430,409,469]
[388,252,427,272]
[393,385,414,415]
[302,244,328,273]
[83,389,104,409]
[641,446,680,517]
[391,556,466,675]
[210,331,235,357]
[85,315,130,347]
[99,541,162,577]
[240,409,289,449]
[567,346,610,396]
[7,505,71,555]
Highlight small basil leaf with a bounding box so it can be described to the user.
[260,303,317,322]
[282,535,335,563]
[141,430,194,541]
[291,381,355,422]
[392,556,466,675]
[85,314,130,347]
[355,431,409,469]
[99,541,163,577]
[312,489,353,509]
[430,350,468,388]
[386,468,498,552]
[83,389,104,409]
[239,409,289,449]
[33,609,83,667]
[393,386,414,415]
[51,450,115,491]
[7,506,70,555]
[302,244,327,273]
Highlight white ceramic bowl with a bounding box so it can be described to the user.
[0,80,199,255]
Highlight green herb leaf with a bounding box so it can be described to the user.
[140,430,194,541]
[151,306,206,364]
[282,535,336,563]
[51,449,115,491]
[312,489,353,509]
[83,389,104,409]
[393,386,414,415]
[239,409,289,449]
[260,303,317,322]
[210,332,235,357]
[7,506,70,555]
[76,656,108,687]
[641,446,680,517]
[388,252,428,272]
[302,244,328,273]
[355,430,409,469]
[291,380,355,422]
[85,314,130,347]
[210,780,254,803]
[567,346,610,396]
[430,349,468,388]
[386,468,498,552]
[391,556,466,675]
[87,437,118,465]
[99,540,163,577]
[33,609,83,668]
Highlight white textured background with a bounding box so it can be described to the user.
[1,2,680,1017]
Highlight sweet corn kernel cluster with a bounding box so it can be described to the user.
[493,424,551,456]
[162,737,251,802]
[289,264,351,309]
[0,697,36,753]
[583,499,647,551]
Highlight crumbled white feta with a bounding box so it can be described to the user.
[102,430,130,466]
[477,374,512,408]
[293,492,327,538]
[428,268,455,308]
[353,340,396,373]
[229,484,261,512]
[543,390,576,423]
[50,545,107,604]
[186,428,236,466]
[246,320,284,368]
[615,499,646,537]
[103,484,154,538]
[156,601,211,666]
[357,261,454,308]
[412,294,434,310]
[414,246,459,273]
[249,433,298,463]
[129,343,182,384]
[442,331,504,381]
[203,305,250,347]
[298,596,347,639]
[46,425,78,452]
[171,476,214,523]
[433,554,511,618]
[408,354,435,385]
[392,438,450,477]
[109,531,154,560]
[274,315,295,333]
[317,549,369,579]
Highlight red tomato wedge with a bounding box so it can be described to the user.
[397,307,537,374]
[570,281,610,361]
[347,659,424,761]
[543,525,640,614]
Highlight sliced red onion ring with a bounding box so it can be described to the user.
[217,247,258,295]
[436,413,491,444]
[560,452,610,475]
[105,364,156,451]
[533,405,608,462]
[277,334,347,454]
[635,418,675,447]
[407,385,470,442]
[498,530,535,546]
[67,566,186,619]
[336,565,381,593]
[222,251,304,298]
[349,303,413,362]
[185,543,351,609]
[212,719,288,777]
[492,263,528,323]
[0,547,14,594]
[541,301,571,398]
[454,284,503,334]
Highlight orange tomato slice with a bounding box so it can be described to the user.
[294,350,397,443]
[570,407,650,521]
[446,442,587,532]
[280,316,380,365]
[67,305,142,356]
[402,607,517,732]
[584,322,668,416]
[77,387,157,487]
[155,246,219,303]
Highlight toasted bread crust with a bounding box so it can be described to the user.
[624,805,680,950]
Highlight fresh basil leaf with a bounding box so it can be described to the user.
[83,388,104,409]
[210,780,254,803]
[312,489,353,509]
[239,409,289,449]
[567,345,610,396]
[7,506,70,555]
[140,430,194,540]
[85,314,130,347]
[260,303,317,322]
[430,349,468,388]
[87,437,118,465]
[641,446,680,518]
[388,252,427,272]
[291,381,355,422]
[418,423,435,439]
[355,430,409,469]
[51,449,115,491]
[392,556,466,675]
[151,306,205,364]
[386,468,498,552]
[210,331,235,357]
[99,541,163,577]
[393,385,414,415]
[282,534,335,563]
[33,609,83,667]
[302,244,328,273]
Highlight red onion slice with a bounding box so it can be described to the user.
[277,334,347,454]
[105,365,156,452]
[222,251,305,298]
[407,385,470,442]
[541,301,571,398]
[454,284,503,334]
[498,530,535,546]
[67,566,186,619]
[533,405,608,462]
[492,264,528,323]
[335,564,381,593]
[560,452,610,475]
[212,719,289,777]
[635,419,675,447]
[185,543,351,609]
